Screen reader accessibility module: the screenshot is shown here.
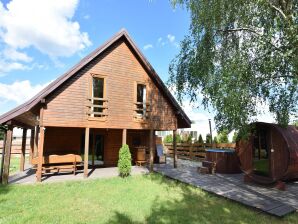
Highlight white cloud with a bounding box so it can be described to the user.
[143,44,153,50]
[157,37,162,43]
[0,80,50,104]
[167,34,175,43]
[0,0,91,58]
[2,48,32,62]
[0,59,30,75]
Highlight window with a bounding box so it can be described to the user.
[136,84,146,117]
[91,77,106,118]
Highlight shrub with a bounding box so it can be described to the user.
[197,134,204,144]
[118,144,132,177]
[163,134,173,143]
[206,134,212,144]
[213,136,218,144]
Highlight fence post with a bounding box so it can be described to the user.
[189,143,194,160]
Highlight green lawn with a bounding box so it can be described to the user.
[0,174,297,224]
[0,155,21,174]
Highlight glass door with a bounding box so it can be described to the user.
[252,129,270,176]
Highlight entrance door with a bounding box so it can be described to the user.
[93,134,104,166]
[252,129,270,176]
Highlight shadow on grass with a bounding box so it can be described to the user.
[106,173,297,224]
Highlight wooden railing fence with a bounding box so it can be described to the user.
[0,138,31,155]
[164,143,236,161]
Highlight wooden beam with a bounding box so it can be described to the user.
[0,130,7,183]
[36,127,45,182]
[36,106,45,182]
[149,129,154,172]
[34,126,39,157]
[2,126,13,184]
[20,128,27,171]
[84,127,90,178]
[92,132,95,168]
[173,129,177,168]
[122,129,127,145]
[29,128,35,164]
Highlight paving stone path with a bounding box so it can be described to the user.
[154,158,298,217]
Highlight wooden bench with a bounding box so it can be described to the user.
[31,154,82,175]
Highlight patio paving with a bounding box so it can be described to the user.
[8,165,149,185]
[154,158,298,217]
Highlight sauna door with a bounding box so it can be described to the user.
[252,129,270,176]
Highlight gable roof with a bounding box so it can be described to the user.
[0,29,191,128]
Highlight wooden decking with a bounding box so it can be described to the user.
[154,159,298,217]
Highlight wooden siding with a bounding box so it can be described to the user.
[43,39,177,130]
[42,127,150,167]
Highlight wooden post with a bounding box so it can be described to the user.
[20,128,27,171]
[0,130,7,183]
[84,127,90,178]
[122,129,127,145]
[2,125,13,185]
[149,129,154,172]
[36,127,45,182]
[173,129,177,168]
[92,132,95,168]
[29,128,35,164]
[34,126,39,157]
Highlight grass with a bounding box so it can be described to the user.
[253,159,269,176]
[0,155,20,174]
[0,174,297,224]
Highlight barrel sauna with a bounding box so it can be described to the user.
[236,122,298,184]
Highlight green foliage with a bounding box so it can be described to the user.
[0,125,6,140]
[205,134,212,144]
[164,134,173,143]
[181,133,192,143]
[197,134,204,144]
[232,131,239,143]
[0,130,4,141]
[217,130,229,143]
[176,134,182,143]
[213,136,218,144]
[163,134,182,143]
[118,144,132,177]
[169,0,298,131]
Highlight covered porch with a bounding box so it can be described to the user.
[1,124,179,183]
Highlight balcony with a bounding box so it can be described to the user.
[134,102,151,120]
[87,97,108,118]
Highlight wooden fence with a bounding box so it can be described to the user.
[164,143,236,161]
[0,138,31,155]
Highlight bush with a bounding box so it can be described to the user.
[118,144,132,177]
[206,134,212,144]
[163,134,173,143]
[197,134,204,144]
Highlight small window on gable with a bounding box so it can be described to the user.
[88,76,108,119]
[135,83,147,118]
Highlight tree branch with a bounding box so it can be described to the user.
[268,1,287,20]
[217,27,261,35]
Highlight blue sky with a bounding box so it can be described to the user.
[0,0,274,138]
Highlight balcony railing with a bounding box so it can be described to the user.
[87,97,108,118]
[134,102,151,119]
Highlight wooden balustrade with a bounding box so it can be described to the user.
[133,102,151,119]
[87,97,108,117]
[164,142,236,161]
